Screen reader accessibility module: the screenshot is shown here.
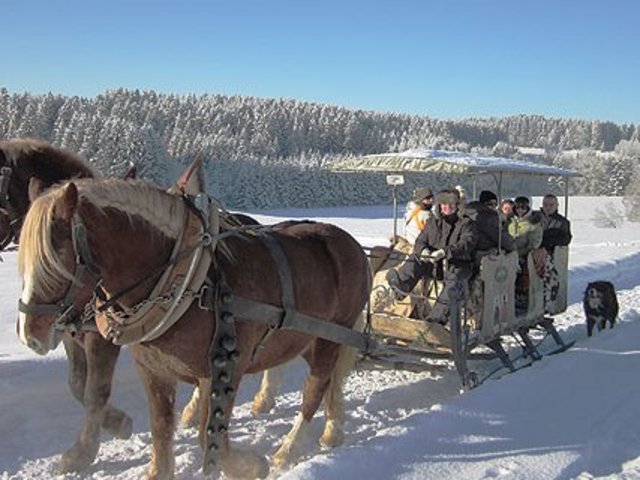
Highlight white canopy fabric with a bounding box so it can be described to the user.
[331,148,581,177]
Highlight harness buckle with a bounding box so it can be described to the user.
[201,233,213,247]
[198,284,215,310]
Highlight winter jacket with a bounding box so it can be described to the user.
[403,201,433,244]
[413,212,478,268]
[466,201,515,254]
[540,210,572,253]
[508,211,543,257]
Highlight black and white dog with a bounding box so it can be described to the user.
[583,281,619,337]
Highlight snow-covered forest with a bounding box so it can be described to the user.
[1,87,640,209]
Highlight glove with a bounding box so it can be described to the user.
[430,249,446,262]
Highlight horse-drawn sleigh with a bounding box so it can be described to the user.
[6,140,580,479]
[333,149,580,388]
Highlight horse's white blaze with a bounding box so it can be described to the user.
[18,273,35,345]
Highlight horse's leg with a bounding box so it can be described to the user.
[272,339,346,469]
[251,365,283,415]
[180,384,201,428]
[63,335,87,405]
[136,361,177,480]
[319,316,361,447]
[59,333,122,472]
[63,334,131,439]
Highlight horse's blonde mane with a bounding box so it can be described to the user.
[18,178,187,296]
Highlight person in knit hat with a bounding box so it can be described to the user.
[508,196,542,257]
[508,196,544,309]
[466,190,514,255]
[403,186,434,244]
[387,188,478,324]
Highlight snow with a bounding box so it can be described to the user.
[332,148,580,176]
[2,197,640,479]
[516,146,547,156]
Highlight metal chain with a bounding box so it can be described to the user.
[82,285,201,335]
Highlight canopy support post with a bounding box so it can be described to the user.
[392,184,398,241]
[563,175,569,217]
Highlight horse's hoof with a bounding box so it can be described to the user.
[272,444,293,470]
[251,394,275,416]
[103,409,133,439]
[222,449,270,479]
[106,414,133,439]
[146,472,174,480]
[319,429,344,448]
[58,442,98,473]
[318,419,344,448]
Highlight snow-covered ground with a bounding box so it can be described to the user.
[2,197,640,480]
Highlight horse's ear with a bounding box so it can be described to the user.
[28,177,47,202]
[168,154,205,195]
[53,182,79,221]
[123,162,137,180]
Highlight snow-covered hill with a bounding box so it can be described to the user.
[2,198,640,479]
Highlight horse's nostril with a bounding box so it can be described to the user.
[27,338,41,351]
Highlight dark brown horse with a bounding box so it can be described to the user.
[17,178,370,479]
[0,138,134,472]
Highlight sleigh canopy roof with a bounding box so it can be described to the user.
[331,149,581,177]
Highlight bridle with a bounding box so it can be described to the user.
[17,195,218,336]
[0,166,25,250]
[18,213,102,334]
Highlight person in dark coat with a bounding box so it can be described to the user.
[540,194,572,254]
[386,189,479,324]
[500,198,515,228]
[466,190,515,255]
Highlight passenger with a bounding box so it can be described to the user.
[539,194,572,309]
[540,194,572,254]
[403,187,434,244]
[508,196,543,258]
[500,198,515,227]
[508,196,544,309]
[466,190,515,257]
[386,189,478,324]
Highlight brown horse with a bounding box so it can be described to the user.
[17,178,370,479]
[0,138,134,470]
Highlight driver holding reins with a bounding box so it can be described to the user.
[386,188,478,325]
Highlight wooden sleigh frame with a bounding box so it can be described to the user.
[366,244,572,388]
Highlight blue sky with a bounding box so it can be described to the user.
[2,0,638,124]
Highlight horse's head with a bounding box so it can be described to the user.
[16,181,99,355]
[16,177,189,353]
[0,139,97,251]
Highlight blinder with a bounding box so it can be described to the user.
[18,213,102,333]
